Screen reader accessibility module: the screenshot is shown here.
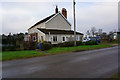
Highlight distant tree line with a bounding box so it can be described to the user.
[1,32,38,51]
[2,33,25,51]
[86,27,119,43]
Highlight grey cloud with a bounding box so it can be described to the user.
[1,2,118,35]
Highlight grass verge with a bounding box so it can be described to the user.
[2,44,116,61]
[46,44,115,54]
[108,73,120,80]
[2,50,45,61]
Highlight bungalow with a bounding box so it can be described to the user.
[28,6,83,44]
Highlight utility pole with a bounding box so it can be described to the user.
[73,0,76,46]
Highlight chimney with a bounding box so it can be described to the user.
[62,8,67,19]
[55,6,58,14]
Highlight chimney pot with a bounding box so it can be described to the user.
[55,6,58,14]
[62,8,67,19]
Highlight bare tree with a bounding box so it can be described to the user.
[91,27,96,37]
[86,30,90,36]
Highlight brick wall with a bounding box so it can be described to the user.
[30,33,38,43]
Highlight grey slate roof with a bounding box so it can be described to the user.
[37,28,83,35]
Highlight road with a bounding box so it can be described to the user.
[2,46,119,78]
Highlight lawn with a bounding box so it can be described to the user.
[2,50,45,61]
[46,44,115,54]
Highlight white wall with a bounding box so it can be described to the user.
[46,34,83,44]
[46,14,71,30]
[34,22,45,29]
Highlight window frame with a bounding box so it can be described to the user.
[76,35,79,41]
[62,36,66,42]
[53,36,57,42]
[33,36,36,42]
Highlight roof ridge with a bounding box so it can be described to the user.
[28,13,56,30]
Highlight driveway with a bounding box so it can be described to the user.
[2,46,119,78]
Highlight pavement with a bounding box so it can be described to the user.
[2,46,119,78]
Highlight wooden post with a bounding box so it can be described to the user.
[73,0,76,46]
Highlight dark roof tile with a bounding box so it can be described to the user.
[29,14,55,29]
[37,28,83,35]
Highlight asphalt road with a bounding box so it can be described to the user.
[2,46,119,78]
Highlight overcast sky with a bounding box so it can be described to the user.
[0,0,119,35]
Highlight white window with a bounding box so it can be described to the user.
[76,35,79,41]
[53,36,57,42]
[33,36,36,42]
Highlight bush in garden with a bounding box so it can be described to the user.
[52,44,58,47]
[64,41,74,47]
[28,41,38,50]
[57,41,74,47]
[57,43,64,47]
[76,41,83,46]
[85,40,98,45]
[56,41,83,47]
[2,45,20,51]
[41,43,52,51]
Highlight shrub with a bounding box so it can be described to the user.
[2,45,20,51]
[57,43,64,47]
[56,41,83,47]
[52,44,58,47]
[43,41,51,44]
[29,41,38,50]
[85,40,98,45]
[57,41,74,47]
[41,43,52,51]
[76,41,83,46]
[65,41,74,47]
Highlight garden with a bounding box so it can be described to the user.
[1,40,116,61]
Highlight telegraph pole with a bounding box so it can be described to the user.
[73,0,76,46]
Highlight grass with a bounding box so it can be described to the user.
[2,44,115,61]
[108,73,120,80]
[101,41,120,44]
[46,44,115,54]
[2,50,46,61]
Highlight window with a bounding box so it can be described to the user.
[63,36,65,41]
[53,36,57,42]
[33,36,36,42]
[41,36,43,42]
[76,36,79,41]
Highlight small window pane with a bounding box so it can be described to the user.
[53,36,57,42]
[33,36,36,42]
[63,37,65,41]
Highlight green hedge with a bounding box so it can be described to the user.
[41,43,52,51]
[56,41,83,47]
[85,41,98,45]
[76,41,83,46]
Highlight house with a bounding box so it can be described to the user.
[28,6,83,44]
[113,32,120,40]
